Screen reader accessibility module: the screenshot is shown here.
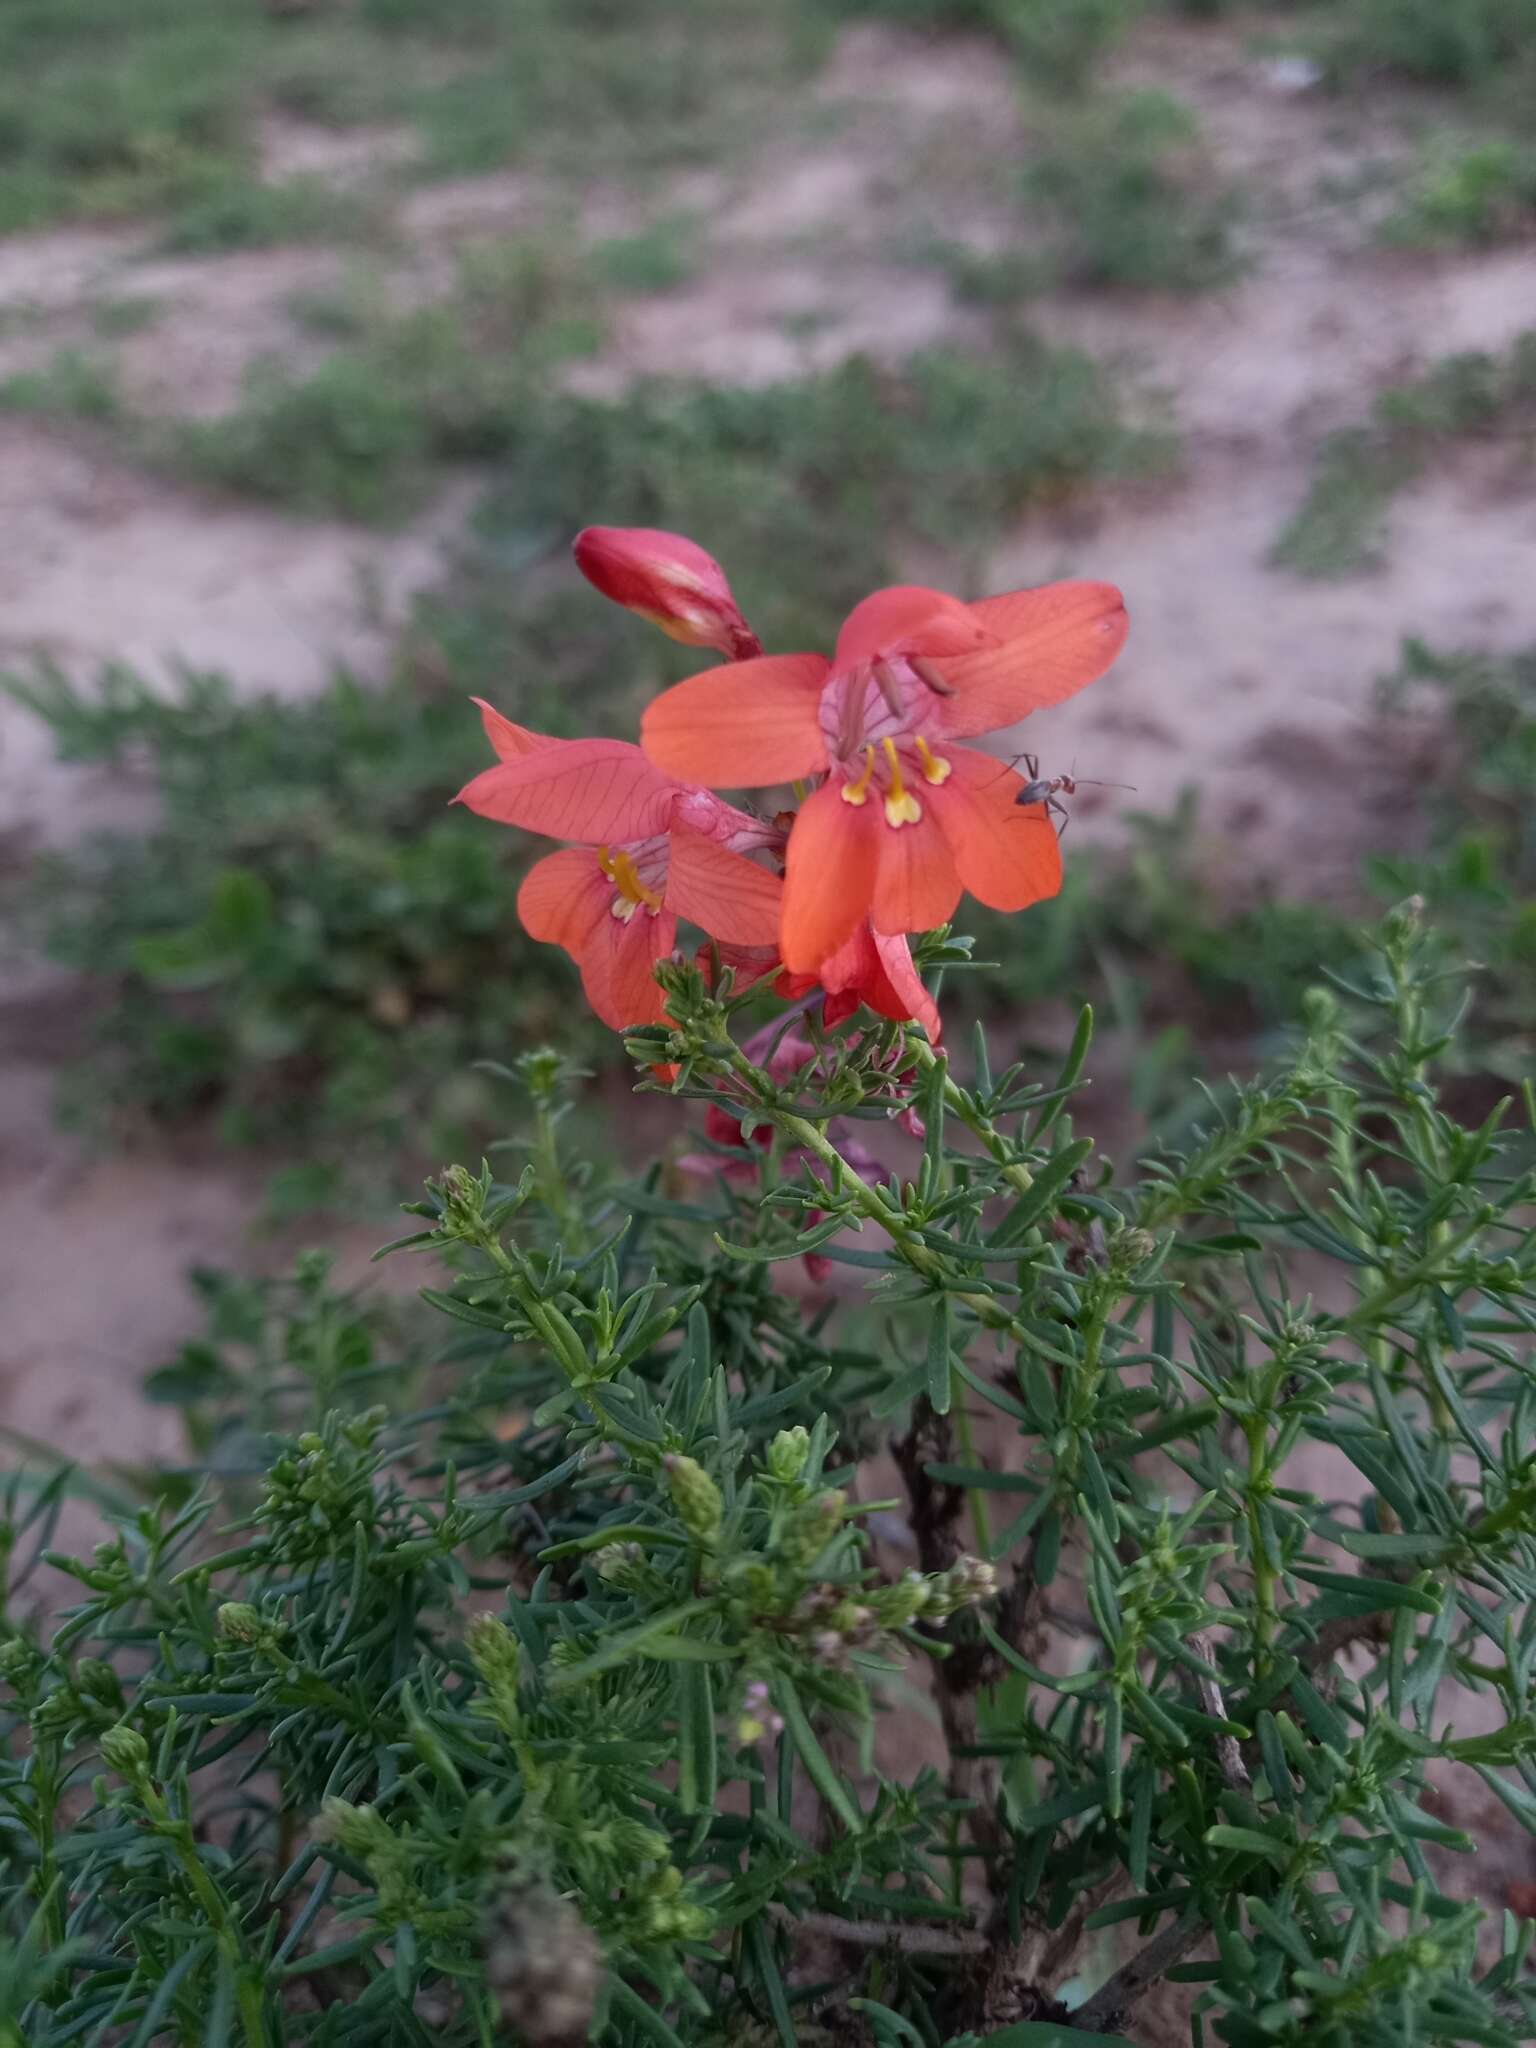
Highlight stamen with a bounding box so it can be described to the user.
[599,844,661,917]
[916,735,952,786]
[872,658,907,721]
[910,655,956,698]
[881,737,922,828]
[841,744,877,807]
[609,849,663,911]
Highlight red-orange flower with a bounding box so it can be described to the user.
[573,526,762,661]
[639,580,1127,974]
[778,922,942,1044]
[457,700,782,1030]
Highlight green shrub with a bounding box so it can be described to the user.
[827,0,1142,90]
[1274,334,1536,576]
[1370,637,1536,1080]
[1329,0,1536,85]
[170,238,609,521]
[2,919,1535,2041]
[1024,90,1244,292]
[159,175,378,256]
[1380,137,1536,248]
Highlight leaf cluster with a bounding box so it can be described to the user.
[0,914,1533,2043]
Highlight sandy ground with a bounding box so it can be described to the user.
[0,10,1533,1959]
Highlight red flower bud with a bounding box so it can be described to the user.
[573,526,762,660]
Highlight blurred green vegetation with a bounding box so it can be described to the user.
[1380,137,1536,249]
[0,0,830,234]
[3,656,615,1189]
[1274,333,1536,578]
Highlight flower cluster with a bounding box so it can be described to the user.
[457,525,1128,1038]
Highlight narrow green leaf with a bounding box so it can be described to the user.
[773,1676,863,1835]
[926,1296,952,1415]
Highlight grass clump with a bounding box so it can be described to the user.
[1274,333,1536,577]
[1026,90,1244,292]
[928,92,1243,304]
[827,0,1141,90]
[0,349,123,424]
[1380,136,1536,248]
[169,237,608,521]
[158,173,380,256]
[1326,0,1536,86]
[0,0,830,234]
[1372,636,1536,1078]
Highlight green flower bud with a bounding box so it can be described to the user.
[466,1613,520,1687]
[767,1426,810,1483]
[925,1553,998,1618]
[591,1541,644,1586]
[663,1455,723,1546]
[0,1637,38,1686]
[217,1602,263,1645]
[99,1724,150,1780]
[75,1659,124,1708]
[1108,1227,1157,1277]
[870,1571,930,1629]
[781,1489,845,1569]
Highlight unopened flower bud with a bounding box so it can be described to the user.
[781,1488,845,1568]
[872,1571,930,1628]
[591,1541,644,1585]
[217,1602,263,1645]
[573,526,760,660]
[663,1455,723,1546]
[0,1637,37,1685]
[1109,1227,1157,1277]
[767,1426,810,1483]
[75,1659,124,1708]
[99,1724,150,1780]
[926,1554,998,1618]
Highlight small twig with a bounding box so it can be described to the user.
[771,1904,989,1957]
[1069,1913,1205,2034]
[1187,1630,1250,1793]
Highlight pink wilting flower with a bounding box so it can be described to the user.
[573,526,763,662]
[456,699,783,1031]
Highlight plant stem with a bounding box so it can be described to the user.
[951,1376,992,1557]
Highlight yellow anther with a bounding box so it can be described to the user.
[841,744,877,807]
[916,735,952,786]
[881,738,923,828]
[599,845,662,913]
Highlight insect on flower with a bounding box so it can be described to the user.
[1009,753,1135,836]
[640,579,1128,975]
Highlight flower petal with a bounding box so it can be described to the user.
[456,738,677,844]
[472,697,558,761]
[935,581,1129,738]
[932,747,1063,912]
[870,808,962,939]
[780,778,879,974]
[869,930,942,1042]
[817,922,941,1042]
[517,847,612,951]
[834,586,995,671]
[665,819,783,946]
[640,654,830,787]
[580,908,679,1031]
